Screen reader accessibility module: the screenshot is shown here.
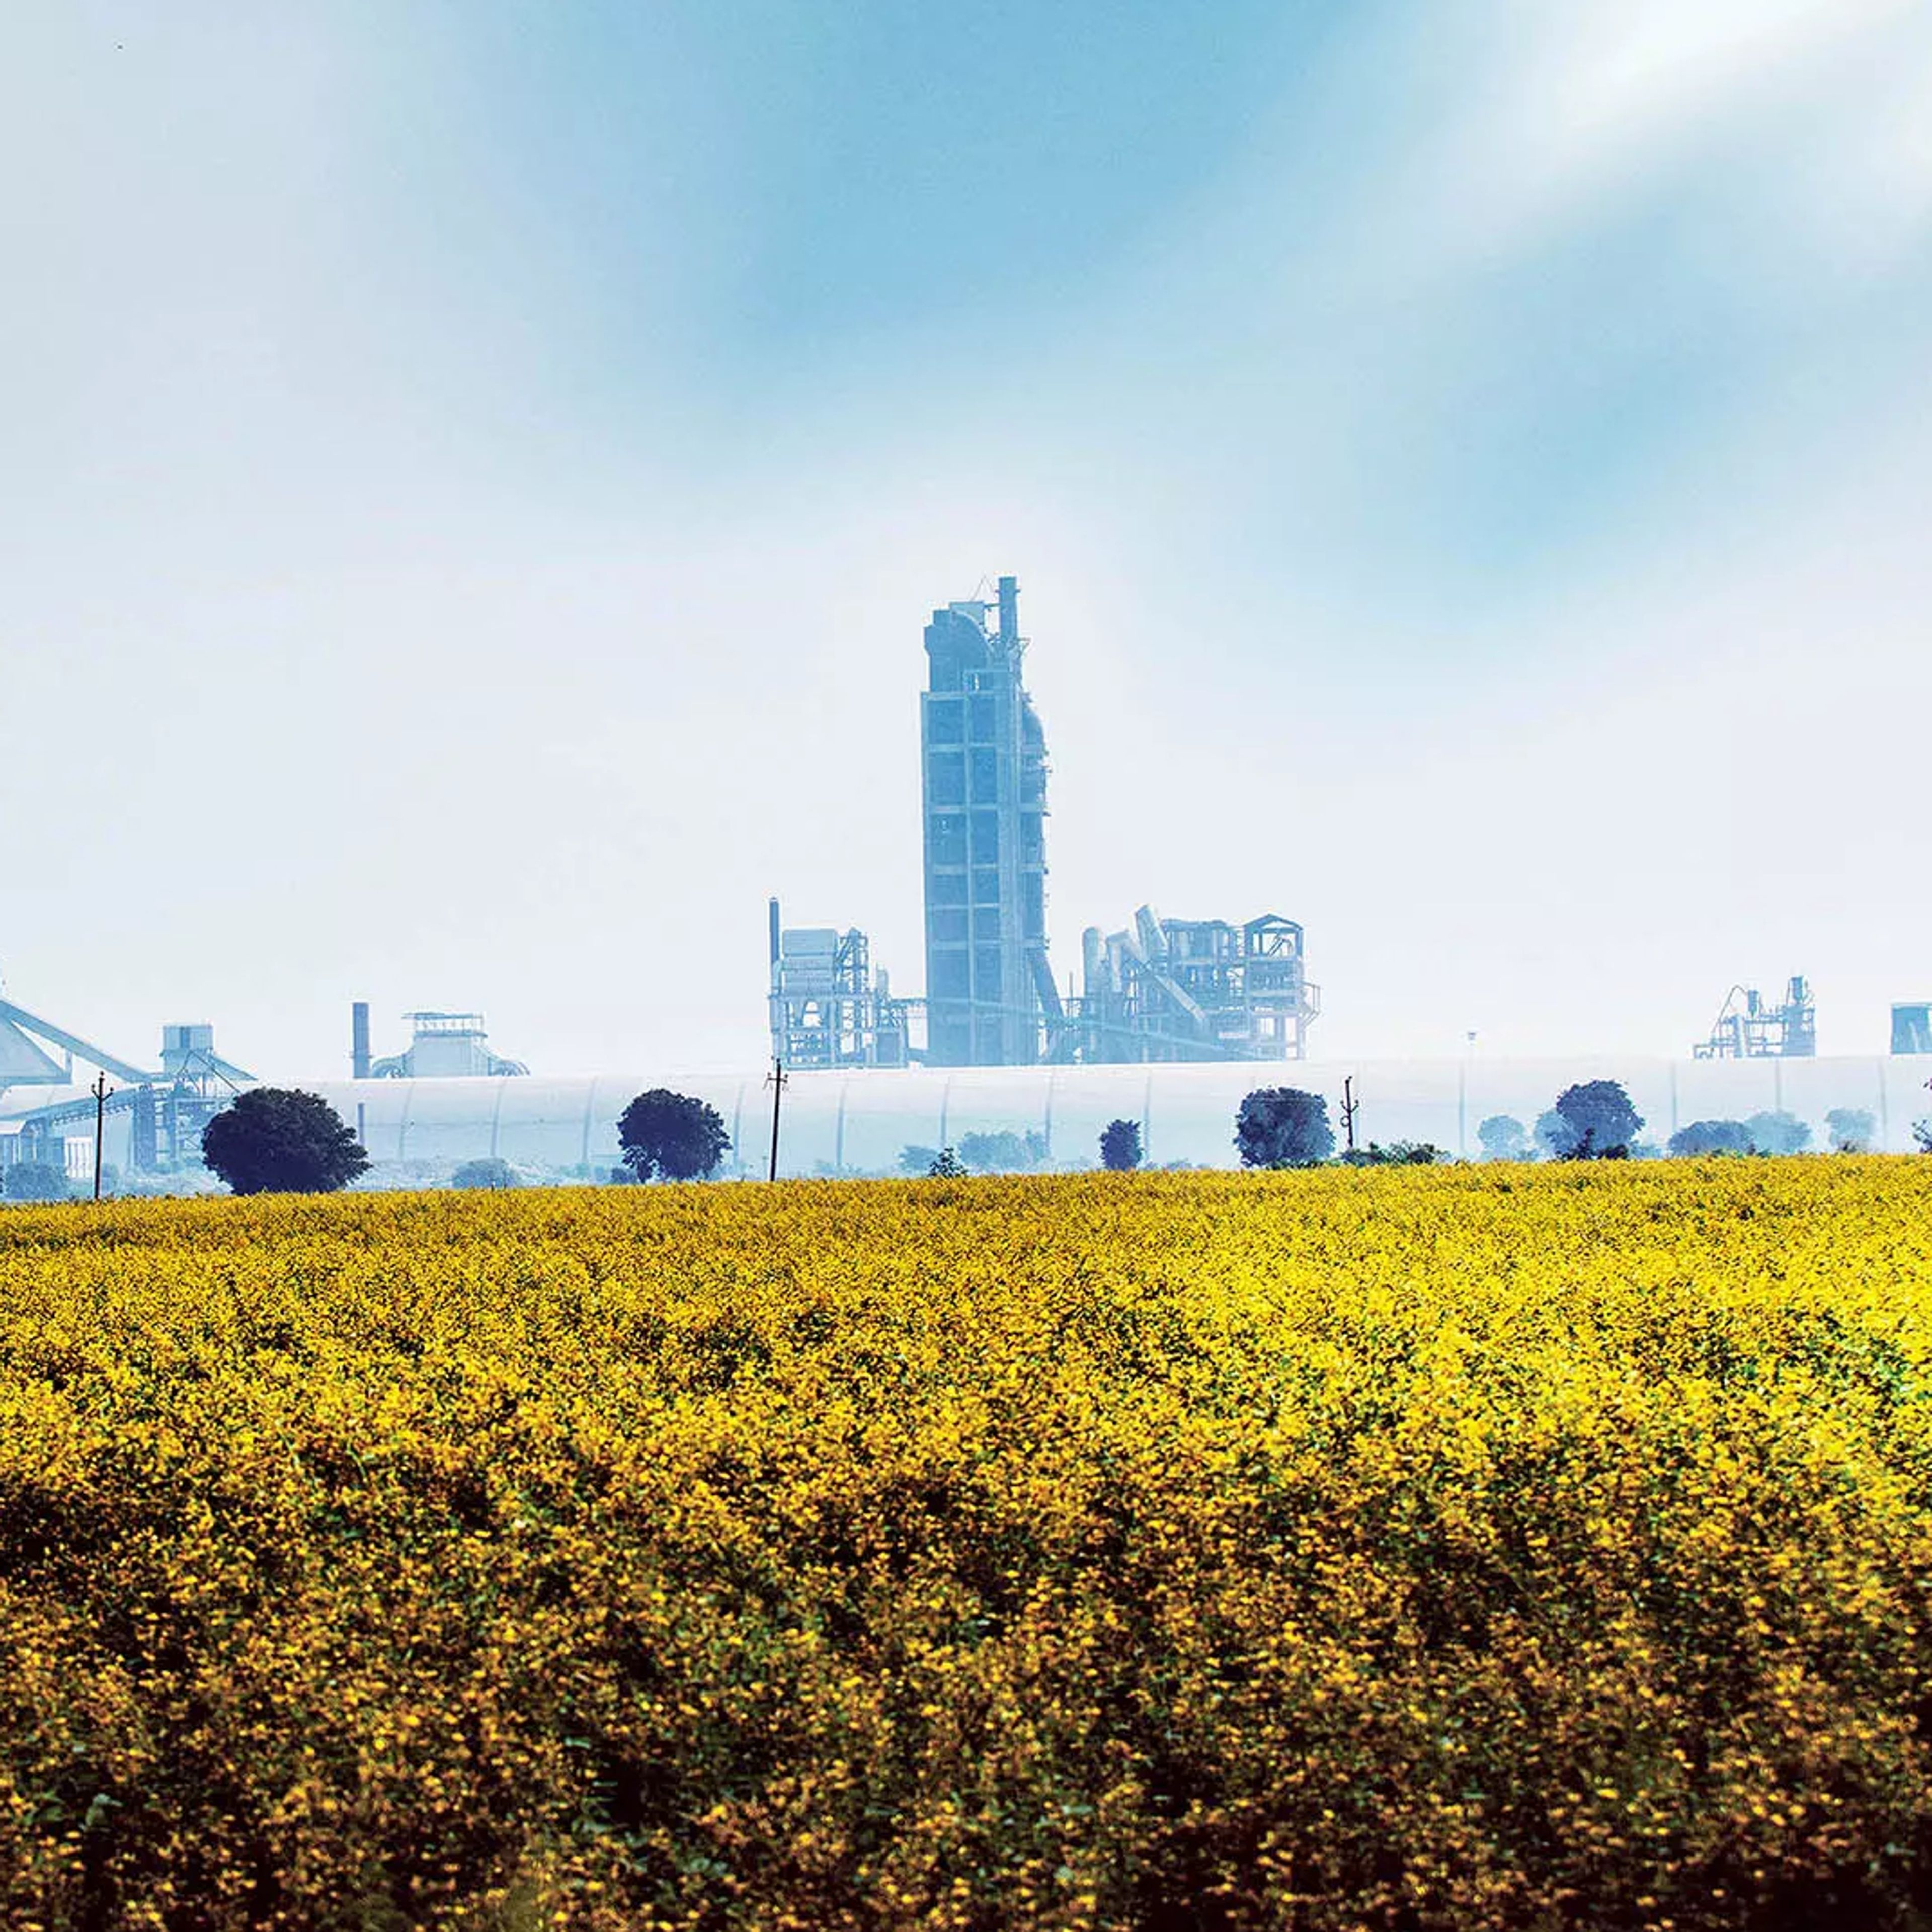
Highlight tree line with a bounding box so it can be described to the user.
[11,1078,1915,1204]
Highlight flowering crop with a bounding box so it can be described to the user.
[4,1161,1932,1928]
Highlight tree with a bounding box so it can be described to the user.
[1745,1110,1811,1156]
[1236,1087,1334,1169]
[1338,1141,1450,1168]
[1383,1141,1447,1165]
[201,1089,369,1195]
[1099,1119,1143,1172]
[1477,1115,1528,1162]
[1547,1080,1642,1160]
[926,1147,968,1178]
[1669,1119,1754,1158]
[452,1158,517,1190]
[617,1090,730,1182]
[3,1161,70,1203]
[957,1130,1049,1173]
[1914,1120,1932,1155]
[897,1144,940,1177]
[1826,1108,1875,1153]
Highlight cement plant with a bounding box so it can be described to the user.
[5,575,1930,1187]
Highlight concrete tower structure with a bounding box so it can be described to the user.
[919,576,1055,1066]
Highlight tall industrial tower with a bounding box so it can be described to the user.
[920,576,1056,1066]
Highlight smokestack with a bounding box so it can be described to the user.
[351,1002,371,1080]
[768,897,782,971]
[997,574,1019,648]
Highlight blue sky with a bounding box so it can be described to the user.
[4,0,1930,1077]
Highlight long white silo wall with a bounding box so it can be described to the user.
[307,1053,1932,1177]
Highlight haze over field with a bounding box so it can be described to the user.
[5,1,1930,1077]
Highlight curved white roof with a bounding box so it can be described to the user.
[301,1052,1932,1175]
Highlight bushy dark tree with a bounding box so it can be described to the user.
[1745,1110,1811,1156]
[1547,1080,1642,1160]
[618,1090,730,1181]
[1914,1119,1932,1155]
[1236,1087,1334,1169]
[3,1161,71,1203]
[1669,1119,1755,1158]
[1826,1108,1875,1153]
[1099,1119,1143,1172]
[926,1147,968,1178]
[1477,1114,1528,1162]
[201,1089,369,1195]
[452,1158,517,1190]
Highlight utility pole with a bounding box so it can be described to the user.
[92,1070,112,1201]
[767,1058,787,1183]
[1341,1075,1359,1156]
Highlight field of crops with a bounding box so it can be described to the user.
[5,1162,1932,1929]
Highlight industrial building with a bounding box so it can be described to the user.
[767,902,911,1069]
[1693,978,1816,1059]
[0,994,253,1176]
[0,991,534,1184]
[920,576,1056,1066]
[1072,909,1320,1062]
[363,1010,529,1080]
[308,1043,1932,1180]
[767,574,1323,1071]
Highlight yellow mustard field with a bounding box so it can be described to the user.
[5,1162,1932,1930]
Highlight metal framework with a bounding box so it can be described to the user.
[0,999,254,1173]
[0,995,154,1096]
[1069,909,1321,1062]
[768,901,913,1069]
[1694,977,1816,1059]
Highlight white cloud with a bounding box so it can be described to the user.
[1453,0,1932,269]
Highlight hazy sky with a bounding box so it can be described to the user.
[5,0,1930,1079]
